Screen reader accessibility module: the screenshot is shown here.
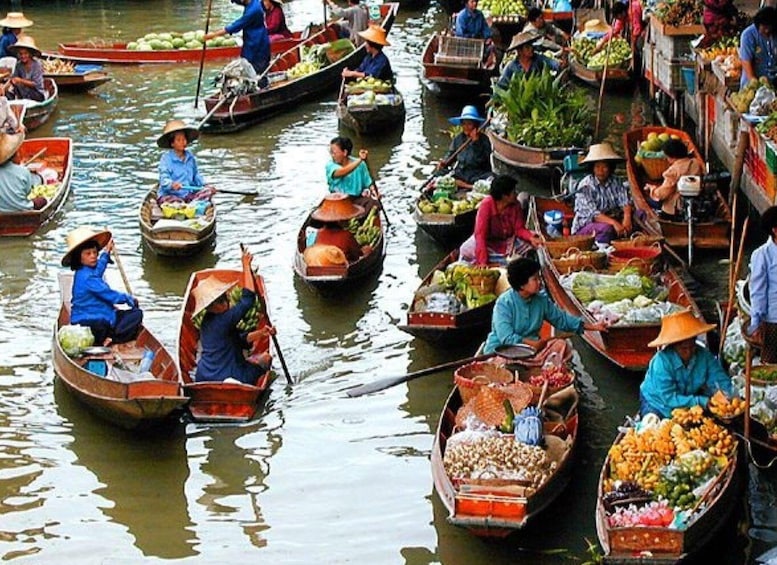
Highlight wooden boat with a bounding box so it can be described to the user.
[398,250,501,344]
[431,358,580,536]
[202,4,399,133]
[413,190,478,248]
[138,189,217,257]
[51,33,303,64]
[421,32,497,97]
[44,61,111,93]
[569,58,631,89]
[488,124,582,174]
[52,273,187,430]
[336,82,405,135]
[293,197,387,291]
[624,126,732,250]
[596,421,742,563]
[0,136,73,237]
[531,195,706,371]
[8,78,58,131]
[178,268,274,423]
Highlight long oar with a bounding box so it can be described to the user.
[181,185,258,196]
[197,95,230,130]
[194,0,214,109]
[593,21,614,140]
[346,353,496,398]
[719,216,749,356]
[364,158,390,227]
[21,147,47,166]
[111,243,133,296]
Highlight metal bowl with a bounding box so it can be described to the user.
[494,343,536,360]
[81,346,112,355]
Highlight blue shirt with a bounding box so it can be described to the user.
[483,289,584,354]
[357,51,393,82]
[196,288,262,384]
[455,8,492,39]
[739,23,777,88]
[325,157,373,197]
[0,160,33,212]
[226,0,270,74]
[70,252,134,327]
[572,173,632,234]
[640,346,733,418]
[748,238,777,333]
[158,149,206,199]
[495,55,559,90]
[0,31,16,58]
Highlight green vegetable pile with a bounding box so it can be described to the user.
[492,69,591,148]
[585,38,631,69]
[430,264,500,310]
[58,325,95,357]
[570,267,655,304]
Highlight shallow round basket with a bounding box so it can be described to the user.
[518,366,575,405]
[750,364,777,387]
[454,361,514,404]
[611,232,664,250]
[640,156,669,181]
[607,245,661,276]
[544,234,595,259]
[552,247,607,273]
[471,382,534,427]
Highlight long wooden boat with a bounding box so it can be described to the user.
[178,268,274,423]
[431,360,580,536]
[52,273,187,430]
[413,190,478,248]
[398,250,500,344]
[202,3,398,133]
[569,58,631,89]
[596,420,742,563]
[488,124,582,174]
[624,126,732,250]
[0,136,73,237]
[336,83,406,135]
[8,78,58,131]
[44,62,112,93]
[51,33,303,64]
[138,189,217,257]
[421,32,496,97]
[293,197,387,291]
[531,195,706,371]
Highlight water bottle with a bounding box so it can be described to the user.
[138,349,154,374]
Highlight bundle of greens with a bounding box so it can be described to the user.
[566,267,655,305]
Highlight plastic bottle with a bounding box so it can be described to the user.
[138,349,155,373]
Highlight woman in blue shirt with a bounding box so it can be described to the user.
[640,310,732,418]
[342,25,394,83]
[0,12,33,58]
[455,0,492,40]
[495,31,559,90]
[747,205,777,363]
[739,6,777,89]
[63,227,142,347]
[326,136,374,198]
[156,119,215,203]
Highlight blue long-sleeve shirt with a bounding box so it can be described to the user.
[0,30,17,58]
[640,346,732,418]
[455,8,492,39]
[748,238,777,333]
[158,149,205,199]
[70,252,134,327]
[483,289,584,354]
[495,55,559,90]
[356,51,393,82]
[226,0,270,74]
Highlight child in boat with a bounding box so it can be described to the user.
[62,227,143,347]
[643,138,703,221]
[192,246,275,385]
[156,119,215,204]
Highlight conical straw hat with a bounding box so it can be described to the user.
[0,131,24,165]
[580,142,623,164]
[647,309,716,348]
[0,13,34,29]
[61,226,112,267]
[311,193,365,222]
[358,25,390,46]
[157,119,200,148]
[7,34,40,57]
[191,275,237,318]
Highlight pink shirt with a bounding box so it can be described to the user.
[473,196,533,265]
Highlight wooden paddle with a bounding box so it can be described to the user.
[181,184,258,196]
[111,243,133,296]
[194,0,214,109]
[593,20,614,141]
[364,157,391,227]
[21,147,47,166]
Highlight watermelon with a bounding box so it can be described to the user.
[127,41,139,50]
[172,38,185,48]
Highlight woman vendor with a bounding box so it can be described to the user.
[157,119,215,203]
[342,25,393,82]
[644,138,703,220]
[495,30,559,90]
[747,206,777,363]
[438,105,492,190]
[308,193,370,263]
[572,142,639,244]
[63,227,143,347]
[0,35,44,102]
[0,12,33,59]
[459,175,542,266]
[0,131,46,212]
[263,0,292,41]
[193,246,275,384]
[326,136,374,198]
[483,257,606,363]
[640,310,732,418]
[739,6,777,89]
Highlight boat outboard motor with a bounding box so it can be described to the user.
[678,175,702,266]
[215,58,259,98]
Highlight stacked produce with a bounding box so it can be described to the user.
[347,207,381,247]
[607,500,675,528]
[697,36,739,62]
[345,77,392,94]
[707,390,745,419]
[653,0,703,27]
[42,58,76,74]
[420,263,500,313]
[126,30,239,51]
[478,0,527,19]
[286,60,321,79]
[27,183,59,201]
[192,282,263,331]
[731,376,777,439]
[730,77,772,114]
[570,36,596,66]
[571,37,631,69]
[416,195,479,215]
[492,68,591,148]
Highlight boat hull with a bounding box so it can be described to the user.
[9,78,58,131]
[488,128,580,174]
[336,88,405,135]
[421,33,495,97]
[569,59,631,89]
[413,204,476,248]
[139,190,217,257]
[46,71,112,92]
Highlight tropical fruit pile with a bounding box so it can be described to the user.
[345,77,392,94]
[416,196,478,215]
[478,0,528,18]
[653,0,703,26]
[27,183,59,201]
[730,77,772,114]
[697,36,739,62]
[571,36,631,69]
[126,30,239,51]
[347,207,381,247]
[286,60,321,79]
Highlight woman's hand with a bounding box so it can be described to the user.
[104,238,115,253]
[622,215,633,234]
[613,221,627,237]
[585,320,608,332]
[171,181,182,190]
[529,233,543,248]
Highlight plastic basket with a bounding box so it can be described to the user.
[606,245,662,276]
[552,247,607,273]
[611,232,664,250]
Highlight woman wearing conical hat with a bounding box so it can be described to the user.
[342,25,393,83]
[0,35,44,102]
[0,12,33,59]
[156,119,215,204]
[639,310,733,419]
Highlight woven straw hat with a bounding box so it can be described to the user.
[508,30,540,51]
[449,104,485,126]
[580,142,623,164]
[0,13,34,29]
[583,19,611,34]
[61,226,112,267]
[157,119,200,149]
[311,193,365,222]
[7,34,40,58]
[647,309,716,348]
[191,275,237,318]
[358,25,390,46]
[0,131,24,165]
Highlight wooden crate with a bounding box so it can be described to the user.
[651,16,697,59]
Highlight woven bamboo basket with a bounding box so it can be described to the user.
[471,382,533,427]
[454,362,514,404]
[611,232,664,250]
[551,247,607,273]
[640,156,670,181]
[466,270,500,295]
[544,234,595,259]
[606,244,661,276]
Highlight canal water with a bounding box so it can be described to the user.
[0,1,775,563]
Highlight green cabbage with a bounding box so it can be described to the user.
[58,325,95,357]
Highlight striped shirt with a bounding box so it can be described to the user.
[571,173,632,234]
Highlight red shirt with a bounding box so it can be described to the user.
[315,226,362,262]
[473,196,533,265]
[266,6,292,39]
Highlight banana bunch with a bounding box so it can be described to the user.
[42,58,76,74]
[347,207,381,247]
[27,183,58,200]
[227,285,264,332]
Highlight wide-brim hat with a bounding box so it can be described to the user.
[0,12,34,29]
[157,119,200,149]
[358,25,390,47]
[507,30,541,52]
[647,309,716,348]
[191,275,237,318]
[580,142,624,164]
[61,226,112,267]
[311,193,365,222]
[583,19,611,34]
[449,104,485,126]
[0,131,24,165]
[7,34,40,58]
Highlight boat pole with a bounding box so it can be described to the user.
[687,198,694,266]
[194,0,214,108]
[719,215,749,356]
[364,157,391,227]
[111,244,133,296]
[593,20,614,141]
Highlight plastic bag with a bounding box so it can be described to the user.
[750,86,777,115]
[57,325,95,357]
